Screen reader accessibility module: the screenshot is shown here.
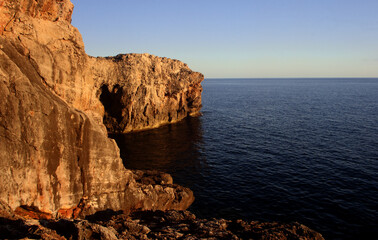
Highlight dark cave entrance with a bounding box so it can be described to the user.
[99,84,125,133]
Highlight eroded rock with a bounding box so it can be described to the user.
[1,0,203,133]
[0,2,323,239]
[0,202,325,240]
[95,54,203,133]
[0,0,199,216]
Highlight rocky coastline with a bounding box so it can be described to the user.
[0,0,323,239]
[1,200,324,240]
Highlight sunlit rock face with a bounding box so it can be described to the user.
[96,54,203,133]
[0,0,198,215]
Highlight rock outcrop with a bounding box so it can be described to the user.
[0,0,197,216]
[95,54,203,133]
[0,201,324,240]
[0,1,325,238]
[1,0,203,133]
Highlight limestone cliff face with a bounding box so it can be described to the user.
[0,0,73,36]
[94,54,203,133]
[0,0,199,215]
[1,0,203,131]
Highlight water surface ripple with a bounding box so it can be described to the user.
[112,78,378,240]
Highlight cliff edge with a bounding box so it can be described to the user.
[0,0,197,216]
[0,1,325,239]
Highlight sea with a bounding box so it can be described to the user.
[111,78,378,240]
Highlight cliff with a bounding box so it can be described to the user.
[0,1,325,239]
[1,0,202,133]
[0,0,198,216]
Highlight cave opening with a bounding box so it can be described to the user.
[99,84,125,133]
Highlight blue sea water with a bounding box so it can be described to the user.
[112,78,378,240]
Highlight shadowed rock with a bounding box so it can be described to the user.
[0,201,324,240]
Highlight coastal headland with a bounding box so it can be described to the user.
[0,0,323,239]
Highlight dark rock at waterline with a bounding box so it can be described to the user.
[0,201,324,240]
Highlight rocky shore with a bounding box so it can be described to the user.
[1,200,324,240]
[0,0,324,239]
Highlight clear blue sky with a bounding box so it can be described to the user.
[71,0,378,78]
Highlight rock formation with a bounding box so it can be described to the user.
[1,0,203,133]
[0,1,324,239]
[0,201,324,239]
[0,0,197,216]
[95,54,203,133]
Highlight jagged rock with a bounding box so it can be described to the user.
[0,0,198,216]
[1,0,203,132]
[0,201,64,239]
[0,2,323,239]
[0,203,325,240]
[132,170,174,185]
[130,210,324,240]
[123,171,195,213]
[75,220,118,240]
[95,54,203,133]
[15,205,53,220]
[0,0,73,30]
